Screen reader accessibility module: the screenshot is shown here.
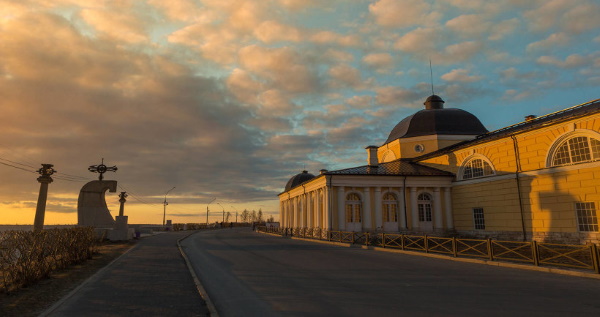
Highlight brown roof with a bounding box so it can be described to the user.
[325,159,453,176]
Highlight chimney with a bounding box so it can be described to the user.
[525,115,536,122]
[365,145,379,167]
[320,169,328,175]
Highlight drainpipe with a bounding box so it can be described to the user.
[511,135,527,241]
[403,176,408,230]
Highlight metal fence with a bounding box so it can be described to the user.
[257,227,600,274]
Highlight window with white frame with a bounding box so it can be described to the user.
[576,202,598,232]
[417,193,432,222]
[345,193,362,223]
[473,208,485,230]
[461,157,495,180]
[382,193,398,222]
[550,136,600,167]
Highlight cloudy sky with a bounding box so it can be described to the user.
[1,0,599,225]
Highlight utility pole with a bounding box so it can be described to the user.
[163,186,175,227]
[33,164,56,232]
[206,197,216,224]
[217,202,225,222]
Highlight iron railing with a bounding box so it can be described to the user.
[256,227,600,274]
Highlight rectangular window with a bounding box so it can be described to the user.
[473,208,485,230]
[576,202,599,232]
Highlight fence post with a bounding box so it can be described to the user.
[452,237,457,257]
[532,240,540,266]
[591,243,600,274]
[401,234,405,250]
[365,232,369,246]
[487,238,494,261]
[424,234,429,253]
[382,233,386,248]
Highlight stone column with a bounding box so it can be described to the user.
[410,187,419,230]
[316,191,322,228]
[363,187,371,231]
[291,198,296,228]
[433,187,443,230]
[374,187,382,230]
[399,187,407,230]
[307,192,313,228]
[444,187,454,229]
[323,187,330,230]
[33,176,53,232]
[338,187,345,231]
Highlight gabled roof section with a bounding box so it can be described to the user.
[413,98,600,162]
[325,159,453,176]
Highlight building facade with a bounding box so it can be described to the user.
[279,96,600,244]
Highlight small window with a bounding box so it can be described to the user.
[461,158,494,180]
[576,202,598,232]
[473,208,485,230]
[551,136,600,166]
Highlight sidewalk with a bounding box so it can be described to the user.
[42,231,209,317]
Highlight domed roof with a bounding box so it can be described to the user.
[384,95,488,144]
[284,170,315,191]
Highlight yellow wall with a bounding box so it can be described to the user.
[420,114,600,237]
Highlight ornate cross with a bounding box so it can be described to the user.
[88,158,118,181]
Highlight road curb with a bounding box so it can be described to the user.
[288,236,600,280]
[178,231,220,317]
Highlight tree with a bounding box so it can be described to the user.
[257,209,264,223]
[266,215,275,223]
[241,209,249,223]
[225,211,231,222]
[251,210,257,222]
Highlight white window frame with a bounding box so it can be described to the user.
[546,130,600,168]
[458,154,496,180]
[575,202,598,232]
[473,207,485,230]
[382,192,398,222]
[345,193,362,223]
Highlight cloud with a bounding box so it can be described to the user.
[255,20,303,43]
[537,54,590,68]
[441,69,482,82]
[238,45,318,93]
[80,8,151,43]
[524,0,600,34]
[328,64,363,89]
[526,32,569,52]
[369,0,440,28]
[374,86,422,107]
[362,53,393,72]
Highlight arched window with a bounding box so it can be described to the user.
[345,193,362,223]
[549,135,600,167]
[417,193,432,222]
[460,156,495,180]
[382,193,398,222]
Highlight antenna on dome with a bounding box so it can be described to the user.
[429,59,435,95]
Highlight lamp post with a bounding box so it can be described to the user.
[33,164,56,232]
[163,186,175,227]
[206,197,216,224]
[217,202,225,222]
[231,206,238,223]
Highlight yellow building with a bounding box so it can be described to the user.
[279,96,600,244]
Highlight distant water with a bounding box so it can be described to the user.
[0,225,76,232]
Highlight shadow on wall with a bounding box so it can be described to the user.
[533,171,578,243]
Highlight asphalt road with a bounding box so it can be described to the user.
[180,227,600,317]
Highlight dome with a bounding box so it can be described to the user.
[384,95,488,144]
[284,170,315,191]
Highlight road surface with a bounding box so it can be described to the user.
[180,228,600,317]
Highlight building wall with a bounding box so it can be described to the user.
[420,114,600,243]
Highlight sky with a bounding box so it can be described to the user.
[1,0,599,225]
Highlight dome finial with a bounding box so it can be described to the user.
[424,94,444,110]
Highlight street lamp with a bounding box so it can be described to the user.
[33,164,56,232]
[206,197,216,225]
[217,202,225,222]
[231,206,238,223]
[163,186,176,227]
